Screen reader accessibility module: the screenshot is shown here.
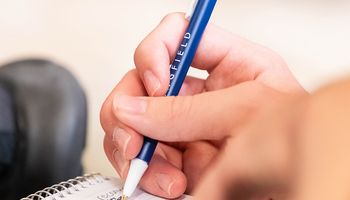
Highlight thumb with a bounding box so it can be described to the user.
[112,81,282,142]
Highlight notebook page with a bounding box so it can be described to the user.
[42,176,191,200]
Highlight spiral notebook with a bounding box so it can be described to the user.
[20,173,191,200]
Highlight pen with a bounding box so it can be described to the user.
[122,0,216,199]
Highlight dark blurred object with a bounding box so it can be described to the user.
[0,59,87,200]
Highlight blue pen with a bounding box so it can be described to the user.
[122,0,216,199]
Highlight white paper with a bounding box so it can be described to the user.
[39,176,191,200]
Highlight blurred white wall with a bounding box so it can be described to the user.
[1,0,349,177]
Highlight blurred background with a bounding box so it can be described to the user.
[1,0,349,178]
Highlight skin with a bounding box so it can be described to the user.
[100,12,307,198]
[194,78,350,200]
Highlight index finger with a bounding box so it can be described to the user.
[134,12,235,97]
[134,12,295,97]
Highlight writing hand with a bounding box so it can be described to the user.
[100,12,307,198]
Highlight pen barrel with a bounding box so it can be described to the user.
[135,0,216,164]
[166,0,217,96]
[135,137,158,164]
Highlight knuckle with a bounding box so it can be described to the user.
[162,12,184,23]
[134,41,148,64]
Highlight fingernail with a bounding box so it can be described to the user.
[113,94,147,115]
[156,174,176,196]
[113,128,131,155]
[113,149,128,179]
[144,70,161,96]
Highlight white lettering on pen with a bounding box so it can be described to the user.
[184,32,191,39]
[167,32,191,95]
[177,51,184,56]
[170,65,177,70]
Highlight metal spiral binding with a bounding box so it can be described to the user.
[20,173,109,200]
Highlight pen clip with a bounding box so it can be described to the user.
[185,0,199,20]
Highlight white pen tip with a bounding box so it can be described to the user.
[123,159,148,198]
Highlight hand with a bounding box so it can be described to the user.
[193,100,298,200]
[194,78,350,200]
[100,12,307,198]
